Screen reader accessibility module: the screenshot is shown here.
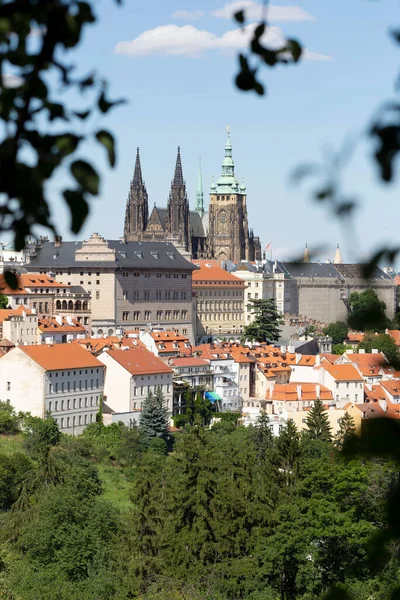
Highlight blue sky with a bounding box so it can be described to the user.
[44,0,400,264]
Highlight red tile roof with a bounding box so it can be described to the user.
[298,355,317,366]
[105,347,173,376]
[192,264,245,287]
[0,305,34,323]
[0,273,67,295]
[18,343,102,370]
[346,352,389,377]
[269,382,333,402]
[169,357,210,368]
[323,362,363,382]
[38,317,86,334]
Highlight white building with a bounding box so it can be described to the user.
[0,306,39,346]
[38,315,87,344]
[0,344,105,434]
[212,356,241,412]
[98,347,174,427]
[139,329,192,357]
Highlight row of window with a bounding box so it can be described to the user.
[201,313,243,321]
[197,290,242,297]
[129,272,188,279]
[198,301,243,310]
[122,290,187,301]
[335,382,363,388]
[49,379,100,393]
[49,368,100,377]
[122,310,188,322]
[49,396,100,411]
[133,384,171,396]
[54,412,96,429]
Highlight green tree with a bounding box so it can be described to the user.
[358,333,400,366]
[0,401,21,434]
[139,388,169,446]
[276,419,301,489]
[22,412,61,460]
[348,290,390,333]
[186,390,213,427]
[305,399,332,442]
[243,298,282,343]
[0,452,33,511]
[324,321,348,345]
[0,294,8,309]
[335,413,356,449]
[252,410,274,462]
[332,342,351,355]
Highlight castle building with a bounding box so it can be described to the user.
[123,130,261,262]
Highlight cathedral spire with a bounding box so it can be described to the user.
[334,243,343,264]
[195,158,204,218]
[216,126,239,193]
[132,147,143,185]
[173,146,184,187]
[303,243,310,263]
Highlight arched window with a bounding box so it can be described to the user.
[82,301,88,310]
[56,300,61,310]
[108,328,113,336]
[97,329,103,335]
[75,300,81,311]
[68,300,73,310]
[61,300,67,310]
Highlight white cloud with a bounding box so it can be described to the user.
[2,73,24,88]
[211,1,315,22]
[172,9,204,20]
[114,23,330,60]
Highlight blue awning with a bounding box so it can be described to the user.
[205,391,222,403]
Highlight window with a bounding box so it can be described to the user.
[133,291,139,301]
[55,400,58,411]
[122,311,129,321]
[67,417,70,428]
[181,291,187,299]
[144,310,151,320]
[49,401,52,411]
[156,310,163,320]
[134,272,139,277]
[165,291,171,300]
[156,273,162,278]
[346,382,349,388]
[165,310,171,320]
[144,272,150,278]
[336,382,339,388]
[156,290,162,300]
[79,415,82,425]
[123,291,128,301]
[133,311,140,321]
[173,291,178,300]
[181,310,187,319]
[144,291,150,300]
[55,383,58,393]
[6,382,10,391]
[61,418,64,429]
[96,291,100,300]
[96,280,100,285]
[96,272,100,276]
[61,400,64,410]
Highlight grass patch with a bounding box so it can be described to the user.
[0,434,24,456]
[98,463,133,512]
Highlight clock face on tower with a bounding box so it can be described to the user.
[219,213,226,223]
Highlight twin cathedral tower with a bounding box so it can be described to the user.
[123,129,261,262]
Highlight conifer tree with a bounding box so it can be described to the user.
[139,388,169,446]
[305,399,332,442]
[335,412,356,449]
[276,419,301,489]
[252,410,274,462]
[243,298,282,343]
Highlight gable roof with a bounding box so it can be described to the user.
[269,382,333,402]
[189,211,206,238]
[169,357,210,367]
[105,347,173,375]
[192,263,245,285]
[0,305,34,323]
[323,362,364,382]
[17,344,102,370]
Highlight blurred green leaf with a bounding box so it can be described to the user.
[95,129,116,167]
[4,271,18,290]
[70,160,99,195]
[234,10,245,24]
[63,189,90,233]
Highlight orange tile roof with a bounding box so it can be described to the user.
[18,343,102,370]
[105,347,173,376]
[150,331,189,342]
[192,264,245,286]
[0,273,67,295]
[298,355,317,366]
[269,382,333,402]
[38,317,86,334]
[323,362,363,382]
[320,353,340,364]
[0,305,34,323]
[381,379,400,397]
[364,384,386,403]
[352,403,386,418]
[169,357,210,368]
[72,335,146,354]
[387,330,400,346]
[346,352,389,377]
[346,332,365,343]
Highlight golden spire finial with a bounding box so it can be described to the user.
[226,125,230,135]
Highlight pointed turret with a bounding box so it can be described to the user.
[216,126,240,193]
[124,147,149,241]
[167,147,190,252]
[303,243,310,263]
[334,243,343,264]
[195,158,204,218]
[173,146,184,187]
[132,147,143,185]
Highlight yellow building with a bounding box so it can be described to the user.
[192,261,246,336]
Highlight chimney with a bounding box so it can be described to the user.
[280,345,286,354]
[359,349,365,354]
[55,315,62,326]
[288,345,295,354]
[316,384,320,399]
[315,354,321,366]
[54,236,62,248]
[297,384,302,400]
[372,349,379,354]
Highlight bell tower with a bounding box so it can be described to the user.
[207,127,250,262]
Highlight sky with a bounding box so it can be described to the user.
[31,0,400,264]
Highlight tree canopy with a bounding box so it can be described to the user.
[358,333,400,366]
[348,290,390,333]
[243,298,282,343]
[324,321,348,346]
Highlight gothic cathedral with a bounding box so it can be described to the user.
[124,129,261,262]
